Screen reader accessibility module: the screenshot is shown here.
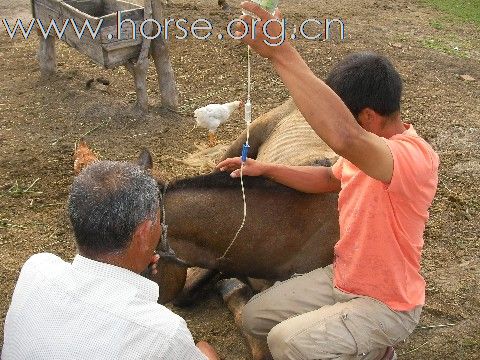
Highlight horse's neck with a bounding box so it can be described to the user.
[162,187,235,268]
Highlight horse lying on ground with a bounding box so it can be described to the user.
[147,98,340,303]
[74,98,340,359]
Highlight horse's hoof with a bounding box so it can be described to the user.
[216,278,252,302]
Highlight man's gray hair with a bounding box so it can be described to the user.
[68,160,160,255]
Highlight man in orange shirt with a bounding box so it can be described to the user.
[217,2,439,359]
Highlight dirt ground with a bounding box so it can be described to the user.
[1,0,479,358]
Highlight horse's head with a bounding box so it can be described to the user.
[137,149,188,304]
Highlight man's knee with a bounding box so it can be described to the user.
[242,298,269,338]
[267,323,300,360]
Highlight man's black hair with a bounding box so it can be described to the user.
[326,52,403,119]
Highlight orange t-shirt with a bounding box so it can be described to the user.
[331,124,439,311]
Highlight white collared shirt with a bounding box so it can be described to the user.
[2,253,207,360]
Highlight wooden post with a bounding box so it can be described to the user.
[151,0,179,110]
[37,31,56,78]
[125,0,154,114]
[125,60,149,114]
[33,0,56,77]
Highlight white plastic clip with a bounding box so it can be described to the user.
[245,100,252,125]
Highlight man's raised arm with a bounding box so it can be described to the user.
[237,2,394,183]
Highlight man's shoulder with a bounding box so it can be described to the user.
[20,253,68,277]
[23,255,184,332]
[24,252,64,263]
[7,254,69,318]
[385,128,439,200]
[388,128,439,171]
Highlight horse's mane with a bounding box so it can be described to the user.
[159,158,332,193]
[165,171,295,192]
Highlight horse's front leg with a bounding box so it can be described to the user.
[217,278,272,360]
[173,267,220,307]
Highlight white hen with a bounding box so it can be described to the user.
[194,101,242,146]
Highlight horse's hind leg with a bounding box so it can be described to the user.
[246,278,273,293]
[173,267,220,307]
[217,278,271,360]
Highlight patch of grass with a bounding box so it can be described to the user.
[421,37,467,57]
[417,3,479,58]
[4,178,43,198]
[430,19,446,30]
[422,0,480,26]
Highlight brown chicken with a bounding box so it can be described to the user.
[73,142,166,180]
[73,139,98,175]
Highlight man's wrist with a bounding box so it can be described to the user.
[270,42,296,68]
[261,162,276,180]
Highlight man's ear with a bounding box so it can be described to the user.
[132,220,151,250]
[357,108,370,127]
[358,108,381,128]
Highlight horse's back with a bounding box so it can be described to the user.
[256,107,337,166]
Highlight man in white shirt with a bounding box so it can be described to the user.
[2,161,218,360]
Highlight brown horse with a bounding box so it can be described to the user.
[74,98,340,359]
[73,98,340,307]
[150,98,340,304]
[154,170,338,275]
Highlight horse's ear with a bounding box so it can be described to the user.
[138,149,153,171]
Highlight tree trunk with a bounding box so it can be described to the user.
[151,0,179,110]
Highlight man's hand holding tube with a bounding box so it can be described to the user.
[217,157,267,178]
[235,1,291,60]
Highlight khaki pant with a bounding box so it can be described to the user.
[242,265,422,360]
